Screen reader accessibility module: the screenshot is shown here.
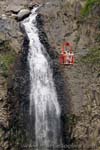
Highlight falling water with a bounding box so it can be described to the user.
[22,7,62,149]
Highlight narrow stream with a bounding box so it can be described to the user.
[22,7,62,149]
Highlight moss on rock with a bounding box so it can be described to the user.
[0,53,16,77]
[0,41,16,78]
[81,0,100,17]
[81,47,100,65]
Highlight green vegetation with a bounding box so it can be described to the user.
[0,40,16,77]
[80,48,100,76]
[81,0,100,16]
[81,47,100,65]
[0,41,11,52]
[0,53,16,77]
[95,34,100,43]
[65,114,78,127]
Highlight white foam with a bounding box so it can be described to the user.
[22,7,62,149]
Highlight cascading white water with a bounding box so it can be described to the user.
[22,7,62,149]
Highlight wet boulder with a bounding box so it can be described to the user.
[17,9,31,21]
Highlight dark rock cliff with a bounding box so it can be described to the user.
[0,0,100,150]
[39,1,100,149]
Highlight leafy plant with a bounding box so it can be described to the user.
[81,47,100,64]
[81,0,100,16]
[0,40,16,77]
[0,53,15,77]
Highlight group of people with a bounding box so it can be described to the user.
[59,42,75,65]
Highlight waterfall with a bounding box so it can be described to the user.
[22,7,62,149]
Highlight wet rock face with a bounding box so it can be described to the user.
[7,35,30,149]
[0,0,100,150]
[17,9,31,21]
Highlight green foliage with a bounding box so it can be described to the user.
[95,34,100,42]
[0,53,15,77]
[0,41,11,52]
[65,114,78,126]
[81,0,100,16]
[81,47,100,64]
[0,40,16,77]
